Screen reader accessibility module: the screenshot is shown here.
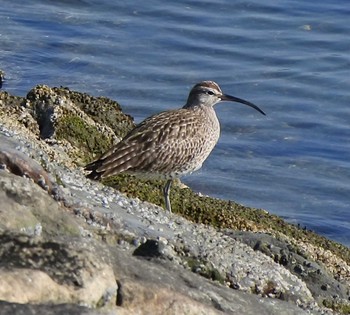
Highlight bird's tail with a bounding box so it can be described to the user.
[85,159,105,180]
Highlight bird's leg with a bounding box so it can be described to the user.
[163,179,173,212]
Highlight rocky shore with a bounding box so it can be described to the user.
[0,84,349,314]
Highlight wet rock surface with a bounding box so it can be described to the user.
[227,231,349,305]
[0,85,349,314]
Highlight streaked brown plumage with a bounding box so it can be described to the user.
[85,81,265,212]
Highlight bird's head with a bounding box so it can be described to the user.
[184,80,265,116]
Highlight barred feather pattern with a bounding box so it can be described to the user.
[85,104,220,180]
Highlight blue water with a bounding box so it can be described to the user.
[1,0,350,246]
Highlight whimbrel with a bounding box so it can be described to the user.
[85,81,265,212]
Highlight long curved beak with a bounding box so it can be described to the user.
[221,94,266,116]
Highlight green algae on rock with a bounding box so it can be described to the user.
[26,85,135,163]
[1,85,135,164]
[27,86,135,138]
[55,114,113,162]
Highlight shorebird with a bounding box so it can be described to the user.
[85,81,265,212]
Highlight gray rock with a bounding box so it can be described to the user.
[227,230,349,305]
[0,301,100,315]
[0,169,81,238]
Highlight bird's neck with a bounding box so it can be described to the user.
[182,104,218,123]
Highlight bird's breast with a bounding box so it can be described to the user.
[168,106,220,174]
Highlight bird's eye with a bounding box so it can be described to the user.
[207,91,214,95]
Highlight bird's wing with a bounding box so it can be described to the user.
[85,108,209,178]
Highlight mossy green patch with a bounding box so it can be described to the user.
[323,298,350,314]
[55,115,113,163]
[102,173,290,231]
[52,87,135,139]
